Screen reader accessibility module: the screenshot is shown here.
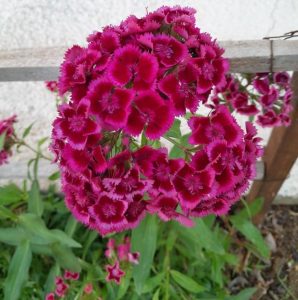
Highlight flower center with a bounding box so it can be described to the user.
[155,43,174,59]
[202,63,215,81]
[121,177,137,192]
[101,93,120,114]
[154,163,169,180]
[184,175,203,194]
[69,116,85,132]
[205,124,224,140]
[102,203,117,217]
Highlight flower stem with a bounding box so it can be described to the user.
[18,140,52,161]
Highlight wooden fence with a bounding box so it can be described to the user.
[1,39,298,223]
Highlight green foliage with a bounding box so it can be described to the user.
[165,119,182,139]
[22,123,34,139]
[4,240,32,300]
[170,270,205,293]
[131,215,158,294]
[0,184,26,206]
[231,216,270,258]
[28,180,44,217]
[0,132,6,151]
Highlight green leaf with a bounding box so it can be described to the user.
[210,255,224,287]
[238,197,264,219]
[0,205,18,221]
[231,216,270,258]
[141,131,148,146]
[131,215,158,295]
[142,272,164,293]
[64,215,78,237]
[116,269,132,299]
[193,219,225,254]
[48,171,60,181]
[152,288,160,300]
[50,229,81,248]
[0,184,24,206]
[22,122,34,138]
[0,227,29,245]
[165,119,181,139]
[19,213,81,248]
[28,180,44,217]
[180,133,191,148]
[225,287,257,300]
[4,240,32,300]
[37,137,48,147]
[170,270,205,293]
[51,243,81,273]
[44,263,60,295]
[0,132,6,151]
[169,145,184,159]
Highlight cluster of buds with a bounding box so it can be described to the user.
[105,237,140,284]
[45,270,97,299]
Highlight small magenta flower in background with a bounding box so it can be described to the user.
[105,261,125,285]
[0,115,17,166]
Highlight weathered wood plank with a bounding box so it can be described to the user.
[0,40,298,81]
[246,71,298,224]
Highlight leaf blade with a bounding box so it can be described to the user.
[4,240,32,300]
[131,215,158,295]
[170,270,205,293]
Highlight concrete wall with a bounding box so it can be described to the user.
[0,0,298,197]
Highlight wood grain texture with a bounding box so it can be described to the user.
[247,72,298,224]
[1,40,298,81]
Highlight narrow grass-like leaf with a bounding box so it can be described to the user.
[19,213,81,248]
[44,263,60,295]
[0,227,29,245]
[0,132,6,151]
[231,217,270,258]
[116,269,132,299]
[170,270,205,293]
[142,272,165,294]
[22,122,34,138]
[4,239,32,300]
[131,215,158,295]
[238,197,264,219]
[225,287,257,300]
[51,243,81,273]
[193,219,225,254]
[48,171,60,181]
[28,180,44,217]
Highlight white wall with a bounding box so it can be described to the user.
[0,0,298,197]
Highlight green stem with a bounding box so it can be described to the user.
[163,136,186,150]
[18,141,52,161]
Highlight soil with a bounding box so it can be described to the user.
[249,205,298,300]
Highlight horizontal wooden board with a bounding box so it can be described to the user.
[0,40,298,81]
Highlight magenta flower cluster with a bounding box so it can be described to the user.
[0,115,17,166]
[45,270,97,300]
[104,237,138,284]
[210,72,293,127]
[51,6,263,236]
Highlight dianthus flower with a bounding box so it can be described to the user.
[105,261,125,284]
[51,5,274,237]
[210,72,293,127]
